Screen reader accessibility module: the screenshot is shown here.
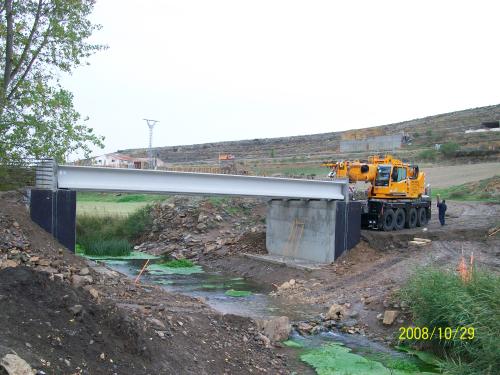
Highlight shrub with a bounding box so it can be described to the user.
[439,142,460,157]
[418,149,437,161]
[399,267,500,374]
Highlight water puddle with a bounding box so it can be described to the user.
[88,255,440,374]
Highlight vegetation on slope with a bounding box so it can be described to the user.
[399,267,500,375]
[432,176,500,202]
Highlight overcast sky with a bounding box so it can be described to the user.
[63,0,500,157]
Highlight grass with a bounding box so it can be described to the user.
[77,192,167,216]
[76,205,153,257]
[78,238,132,257]
[432,176,499,203]
[399,266,500,375]
[77,192,167,203]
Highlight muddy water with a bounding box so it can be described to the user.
[104,259,438,374]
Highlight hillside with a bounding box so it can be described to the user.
[119,104,500,176]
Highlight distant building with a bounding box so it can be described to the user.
[339,134,405,153]
[78,153,159,169]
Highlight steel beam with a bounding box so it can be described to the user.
[56,166,345,200]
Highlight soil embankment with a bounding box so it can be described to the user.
[0,192,288,375]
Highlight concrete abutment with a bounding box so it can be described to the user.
[266,199,361,263]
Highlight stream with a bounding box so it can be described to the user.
[92,256,440,374]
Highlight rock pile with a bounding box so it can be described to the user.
[134,197,266,260]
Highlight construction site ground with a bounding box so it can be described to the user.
[200,200,500,342]
[1,188,498,374]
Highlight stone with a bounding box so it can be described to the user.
[12,221,20,228]
[38,259,50,267]
[382,310,399,325]
[278,281,291,290]
[71,274,93,288]
[68,305,83,315]
[256,316,290,342]
[148,318,166,330]
[256,333,271,348]
[297,322,314,335]
[85,287,99,299]
[348,310,359,318]
[289,279,296,286]
[0,259,18,269]
[79,267,90,276]
[0,353,33,375]
[326,304,347,320]
[215,215,223,222]
[37,266,58,274]
[29,256,40,264]
[196,223,207,230]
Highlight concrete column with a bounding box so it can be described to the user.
[30,189,76,252]
[266,199,360,263]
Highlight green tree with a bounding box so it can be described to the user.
[0,0,105,163]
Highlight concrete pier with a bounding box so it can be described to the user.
[266,199,361,263]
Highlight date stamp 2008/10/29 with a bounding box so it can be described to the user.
[399,326,475,341]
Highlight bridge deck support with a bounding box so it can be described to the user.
[266,200,361,263]
[30,189,76,252]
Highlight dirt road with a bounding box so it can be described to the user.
[423,162,500,188]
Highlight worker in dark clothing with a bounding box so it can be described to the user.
[436,195,447,226]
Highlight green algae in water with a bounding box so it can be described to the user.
[201,284,224,289]
[160,259,194,268]
[147,263,204,275]
[283,340,304,348]
[225,289,252,297]
[300,343,436,375]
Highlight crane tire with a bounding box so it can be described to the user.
[406,207,418,228]
[417,207,427,227]
[381,209,396,231]
[394,208,406,230]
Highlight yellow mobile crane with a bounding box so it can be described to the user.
[322,155,431,231]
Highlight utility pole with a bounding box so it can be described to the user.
[143,119,159,169]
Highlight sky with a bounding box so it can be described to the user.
[63,0,500,157]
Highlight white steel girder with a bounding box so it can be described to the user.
[56,166,346,200]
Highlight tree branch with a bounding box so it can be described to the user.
[7,32,50,101]
[9,0,44,81]
[3,0,14,91]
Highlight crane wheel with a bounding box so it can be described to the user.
[417,207,427,227]
[406,207,418,228]
[394,208,406,230]
[381,209,396,231]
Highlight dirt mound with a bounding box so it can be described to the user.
[0,267,154,375]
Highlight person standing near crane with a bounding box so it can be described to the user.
[436,194,447,226]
